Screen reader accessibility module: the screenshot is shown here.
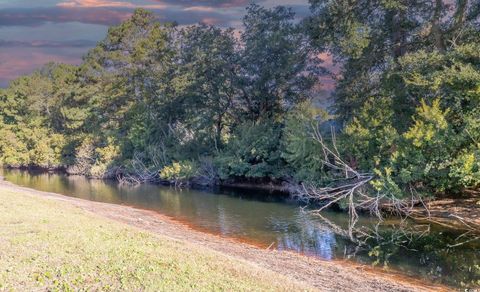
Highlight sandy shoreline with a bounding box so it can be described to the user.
[0,179,449,291]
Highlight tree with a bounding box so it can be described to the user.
[78,9,175,161]
[238,4,322,122]
[307,0,480,120]
[176,25,238,151]
[0,63,80,169]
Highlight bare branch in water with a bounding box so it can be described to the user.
[117,144,167,186]
[292,124,429,238]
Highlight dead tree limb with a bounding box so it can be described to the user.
[293,124,428,238]
[117,144,167,186]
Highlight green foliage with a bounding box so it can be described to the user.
[174,25,238,150]
[387,45,480,193]
[90,138,121,178]
[29,131,66,169]
[394,99,454,192]
[159,161,197,181]
[338,43,480,195]
[386,44,480,130]
[215,121,284,179]
[0,121,66,169]
[0,124,29,168]
[68,137,120,178]
[305,0,480,197]
[0,6,321,185]
[282,102,329,181]
[307,0,480,120]
[239,4,319,121]
[450,150,480,188]
[343,97,399,171]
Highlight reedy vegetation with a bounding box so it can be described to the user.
[0,1,479,203]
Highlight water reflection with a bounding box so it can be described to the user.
[2,169,480,288]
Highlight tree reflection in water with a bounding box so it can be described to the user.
[271,211,337,259]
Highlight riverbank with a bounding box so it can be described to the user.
[8,167,480,233]
[0,179,445,291]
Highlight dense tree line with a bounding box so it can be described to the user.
[0,6,322,182]
[0,1,479,200]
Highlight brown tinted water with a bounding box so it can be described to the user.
[2,168,479,288]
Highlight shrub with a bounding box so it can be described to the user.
[68,137,120,178]
[450,150,480,189]
[342,97,399,172]
[29,132,66,169]
[0,125,30,167]
[395,99,455,192]
[215,121,284,180]
[282,101,330,181]
[0,123,65,169]
[159,161,197,181]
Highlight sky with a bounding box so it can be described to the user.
[0,0,311,88]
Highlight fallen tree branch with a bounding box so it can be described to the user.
[292,125,428,239]
[117,144,167,186]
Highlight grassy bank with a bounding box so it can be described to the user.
[0,187,311,291]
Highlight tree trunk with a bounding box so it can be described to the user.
[451,0,468,37]
[392,9,407,59]
[431,0,446,52]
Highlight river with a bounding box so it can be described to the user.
[1,168,479,288]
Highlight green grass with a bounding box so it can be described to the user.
[0,187,310,291]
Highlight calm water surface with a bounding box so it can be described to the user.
[2,169,479,288]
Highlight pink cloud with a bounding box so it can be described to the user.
[57,0,168,9]
[58,0,134,8]
[200,17,222,25]
[152,0,253,8]
[183,6,216,12]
